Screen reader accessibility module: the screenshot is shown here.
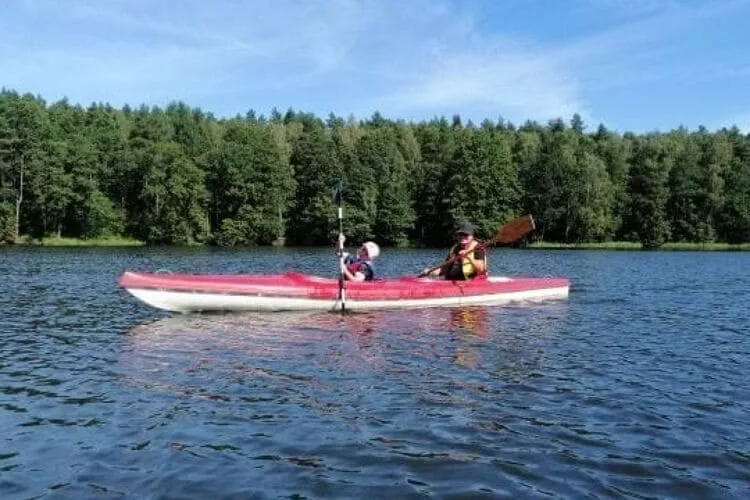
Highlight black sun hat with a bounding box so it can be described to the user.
[454,221,475,235]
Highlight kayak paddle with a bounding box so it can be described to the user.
[418,214,536,277]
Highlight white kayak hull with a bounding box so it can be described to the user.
[121,275,570,313]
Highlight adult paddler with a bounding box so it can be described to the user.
[421,221,487,280]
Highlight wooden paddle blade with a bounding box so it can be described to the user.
[491,214,535,245]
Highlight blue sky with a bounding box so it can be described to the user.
[1,0,749,132]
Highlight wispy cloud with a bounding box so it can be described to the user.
[356,0,750,126]
[1,0,381,105]
[1,0,748,129]
[342,1,592,123]
[368,45,586,124]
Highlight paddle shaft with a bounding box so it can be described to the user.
[337,207,346,311]
[336,198,347,312]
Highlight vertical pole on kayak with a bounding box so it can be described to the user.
[333,183,346,313]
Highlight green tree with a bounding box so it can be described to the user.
[568,144,615,242]
[332,120,375,242]
[84,103,130,211]
[594,125,631,239]
[208,121,294,245]
[64,133,122,238]
[441,126,520,240]
[288,121,341,245]
[2,86,750,247]
[0,91,47,241]
[700,131,732,240]
[718,130,750,242]
[514,123,544,240]
[412,118,455,245]
[0,201,13,242]
[625,136,671,248]
[666,131,707,241]
[135,141,207,244]
[357,127,415,245]
[26,137,72,237]
[522,120,574,241]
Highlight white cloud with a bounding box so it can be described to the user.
[1,0,748,126]
[357,0,750,125]
[369,46,586,124]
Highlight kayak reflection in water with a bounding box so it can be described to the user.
[337,234,380,282]
[422,221,487,280]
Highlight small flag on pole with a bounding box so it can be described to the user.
[332,183,342,206]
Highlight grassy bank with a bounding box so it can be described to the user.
[530,241,750,251]
[4,236,749,251]
[13,236,145,247]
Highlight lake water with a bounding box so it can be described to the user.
[1,247,749,499]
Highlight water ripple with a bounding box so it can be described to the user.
[0,248,749,498]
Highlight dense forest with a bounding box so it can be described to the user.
[1,89,749,248]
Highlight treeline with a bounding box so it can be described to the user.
[1,89,749,247]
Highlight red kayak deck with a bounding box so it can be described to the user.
[119,271,570,301]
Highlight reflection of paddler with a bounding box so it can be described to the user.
[450,307,489,338]
[450,307,489,368]
[454,346,478,369]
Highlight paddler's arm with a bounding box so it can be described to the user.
[437,261,452,276]
[336,234,355,264]
[421,250,453,277]
[339,261,365,281]
[337,234,347,256]
[340,261,355,280]
[464,247,486,275]
[436,248,457,276]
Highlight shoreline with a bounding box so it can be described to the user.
[6,236,146,247]
[2,237,750,251]
[528,241,750,251]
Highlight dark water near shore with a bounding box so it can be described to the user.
[1,247,749,499]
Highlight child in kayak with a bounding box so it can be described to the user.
[338,234,380,281]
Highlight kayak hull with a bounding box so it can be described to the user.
[118,271,570,313]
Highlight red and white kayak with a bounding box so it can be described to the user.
[118,271,570,313]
